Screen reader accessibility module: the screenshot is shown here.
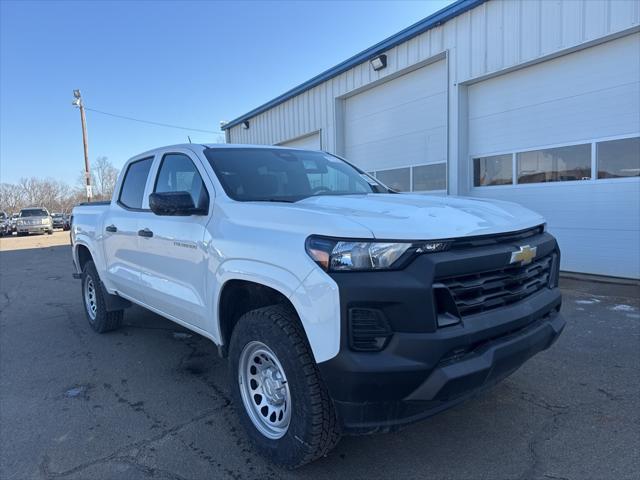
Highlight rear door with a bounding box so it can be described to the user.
[102,155,155,303]
[136,148,213,330]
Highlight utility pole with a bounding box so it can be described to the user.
[72,90,92,202]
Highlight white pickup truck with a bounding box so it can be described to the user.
[71,144,565,467]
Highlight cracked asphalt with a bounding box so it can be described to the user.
[1,233,639,479]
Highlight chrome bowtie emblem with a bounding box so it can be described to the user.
[510,245,537,266]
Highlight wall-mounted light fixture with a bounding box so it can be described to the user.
[242,120,250,129]
[370,54,387,71]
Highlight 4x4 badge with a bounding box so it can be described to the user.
[510,245,537,266]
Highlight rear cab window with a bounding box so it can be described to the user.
[118,157,154,209]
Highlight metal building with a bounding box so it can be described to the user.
[222,0,640,279]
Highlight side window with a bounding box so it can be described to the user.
[154,153,209,210]
[119,157,154,209]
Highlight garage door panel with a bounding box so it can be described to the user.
[345,67,446,120]
[345,93,446,130]
[469,34,640,119]
[470,182,640,231]
[346,95,446,146]
[470,82,640,154]
[470,183,640,279]
[278,131,321,150]
[344,60,447,184]
[468,33,640,278]
[346,127,446,171]
[554,227,639,278]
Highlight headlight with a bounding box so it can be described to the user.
[17,220,24,225]
[305,236,450,272]
[42,218,49,225]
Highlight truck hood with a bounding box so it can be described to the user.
[293,194,544,240]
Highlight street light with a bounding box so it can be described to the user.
[72,89,92,201]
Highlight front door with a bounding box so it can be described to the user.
[137,149,212,330]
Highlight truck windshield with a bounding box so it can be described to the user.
[20,209,48,217]
[204,148,388,202]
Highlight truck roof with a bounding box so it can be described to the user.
[130,143,310,161]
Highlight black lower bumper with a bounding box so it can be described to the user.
[317,230,565,434]
[330,309,563,434]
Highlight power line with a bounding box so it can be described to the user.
[84,107,223,135]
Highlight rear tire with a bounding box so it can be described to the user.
[229,305,341,468]
[81,260,123,333]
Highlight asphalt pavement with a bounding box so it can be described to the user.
[1,232,638,479]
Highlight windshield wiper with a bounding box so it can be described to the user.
[263,198,297,203]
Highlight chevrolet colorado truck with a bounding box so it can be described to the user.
[71,144,565,468]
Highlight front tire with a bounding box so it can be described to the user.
[229,305,341,468]
[81,260,123,333]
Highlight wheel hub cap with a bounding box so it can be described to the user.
[84,277,97,322]
[261,368,286,404]
[238,341,291,439]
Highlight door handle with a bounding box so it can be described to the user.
[105,225,117,233]
[138,228,153,238]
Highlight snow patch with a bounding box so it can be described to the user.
[575,299,601,305]
[611,304,636,312]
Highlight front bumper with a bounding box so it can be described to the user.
[17,225,50,234]
[317,230,565,434]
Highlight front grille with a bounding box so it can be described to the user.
[438,253,554,317]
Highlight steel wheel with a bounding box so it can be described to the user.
[84,276,97,322]
[238,341,291,440]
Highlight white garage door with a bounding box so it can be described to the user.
[468,33,640,279]
[343,61,447,192]
[278,131,321,150]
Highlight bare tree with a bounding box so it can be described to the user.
[2,157,120,215]
[0,183,25,213]
[60,189,87,214]
[93,156,119,199]
[0,178,78,214]
[77,156,119,200]
[18,177,47,208]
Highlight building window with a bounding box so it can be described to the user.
[597,137,640,179]
[376,167,410,192]
[473,154,513,186]
[413,163,446,191]
[517,144,591,184]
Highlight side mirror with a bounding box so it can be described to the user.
[149,191,206,216]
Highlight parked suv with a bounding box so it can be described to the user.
[9,213,19,233]
[52,212,64,229]
[0,211,9,236]
[71,144,565,467]
[16,207,53,235]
